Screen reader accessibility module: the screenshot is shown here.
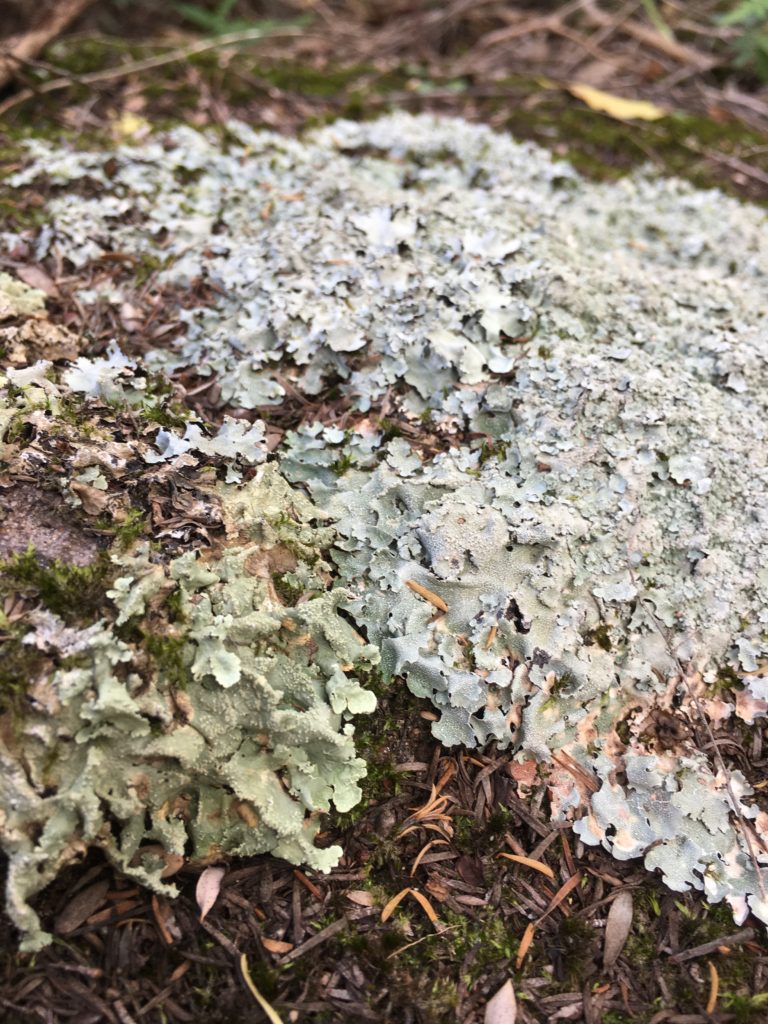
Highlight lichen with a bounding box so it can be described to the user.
[5,111,768,932]
[0,326,377,950]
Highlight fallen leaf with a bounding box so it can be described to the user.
[262,937,294,954]
[54,879,110,935]
[152,893,181,945]
[346,890,375,907]
[405,579,448,612]
[568,83,667,121]
[603,890,633,967]
[516,922,536,969]
[196,865,226,923]
[240,954,284,1024]
[485,979,517,1024]
[15,265,59,298]
[120,301,144,334]
[706,960,719,1014]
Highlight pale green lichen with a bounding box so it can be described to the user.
[5,113,768,931]
[0,338,377,951]
[0,272,46,320]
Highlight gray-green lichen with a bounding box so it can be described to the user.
[0,335,377,950]
[5,112,768,929]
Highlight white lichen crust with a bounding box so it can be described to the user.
[6,112,768,928]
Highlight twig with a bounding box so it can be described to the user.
[582,0,716,70]
[627,562,768,901]
[0,0,98,90]
[277,917,347,963]
[0,24,308,118]
[669,928,755,963]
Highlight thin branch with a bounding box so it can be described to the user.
[0,24,309,118]
[0,0,98,90]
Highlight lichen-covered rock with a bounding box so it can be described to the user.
[0,339,377,950]
[6,112,768,928]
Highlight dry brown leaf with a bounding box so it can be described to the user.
[541,871,582,919]
[54,879,110,935]
[411,838,449,876]
[516,922,536,969]
[497,853,555,881]
[568,83,667,121]
[706,960,719,1014]
[151,893,181,946]
[15,265,60,298]
[346,890,375,907]
[405,579,448,612]
[603,890,633,967]
[119,301,144,333]
[484,979,517,1024]
[195,865,226,923]
[262,938,294,955]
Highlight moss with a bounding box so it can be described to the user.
[144,631,190,690]
[261,63,377,97]
[113,508,148,550]
[0,629,49,712]
[0,546,113,624]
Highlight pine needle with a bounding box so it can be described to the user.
[240,954,284,1024]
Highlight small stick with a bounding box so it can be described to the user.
[669,928,755,963]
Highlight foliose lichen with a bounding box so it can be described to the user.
[0,315,377,949]
[5,111,768,929]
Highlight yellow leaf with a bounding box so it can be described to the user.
[239,954,284,1024]
[114,112,151,140]
[568,83,666,122]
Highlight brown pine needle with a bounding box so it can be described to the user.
[497,853,556,881]
[405,580,448,612]
[434,762,456,795]
[411,839,449,876]
[381,887,412,922]
[409,889,440,925]
[485,623,498,649]
[516,922,536,969]
[706,960,719,1014]
[399,821,453,840]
